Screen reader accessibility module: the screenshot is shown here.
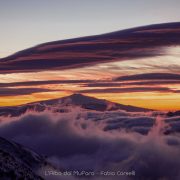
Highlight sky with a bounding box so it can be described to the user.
[0,0,180,110]
[0,0,180,58]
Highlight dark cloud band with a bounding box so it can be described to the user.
[0,80,93,88]
[0,22,180,74]
[79,87,180,94]
[0,88,55,96]
[115,73,180,81]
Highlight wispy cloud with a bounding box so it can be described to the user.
[83,80,180,88]
[79,87,180,94]
[115,73,180,81]
[0,80,93,88]
[0,87,55,96]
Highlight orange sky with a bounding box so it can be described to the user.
[0,91,180,111]
[0,46,179,111]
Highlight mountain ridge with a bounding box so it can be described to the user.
[0,94,153,117]
[0,136,54,179]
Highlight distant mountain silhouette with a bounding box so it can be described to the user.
[58,93,152,112]
[166,110,180,117]
[0,94,152,117]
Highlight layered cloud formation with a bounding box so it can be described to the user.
[0,22,180,74]
[0,22,179,110]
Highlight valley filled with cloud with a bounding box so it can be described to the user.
[0,106,180,179]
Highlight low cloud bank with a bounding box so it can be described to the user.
[0,109,180,179]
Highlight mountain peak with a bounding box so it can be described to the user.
[61,93,107,106]
[68,93,86,98]
[0,94,152,117]
[60,93,151,112]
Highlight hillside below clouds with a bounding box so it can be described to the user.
[0,137,54,180]
[0,22,180,73]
